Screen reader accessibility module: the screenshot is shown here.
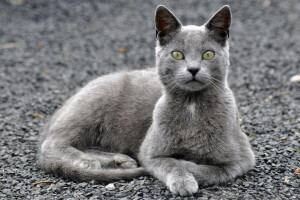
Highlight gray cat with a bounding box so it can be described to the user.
[38,5,255,196]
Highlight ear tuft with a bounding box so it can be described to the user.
[155,5,182,45]
[206,5,231,44]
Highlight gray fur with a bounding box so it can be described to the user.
[38,69,161,181]
[38,5,255,196]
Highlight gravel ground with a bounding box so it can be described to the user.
[0,0,299,199]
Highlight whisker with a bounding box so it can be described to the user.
[167,81,178,94]
[212,82,223,93]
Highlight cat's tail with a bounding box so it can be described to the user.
[39,159,148,182]
[63,164,147,182]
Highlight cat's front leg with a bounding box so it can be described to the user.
[139,155,198,196]
[179,157,254,186]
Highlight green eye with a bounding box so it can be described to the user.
[171,51,184,60]
[202,50,215,60]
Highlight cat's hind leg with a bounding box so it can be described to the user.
[39,140,146,182]
[83,149,138,169]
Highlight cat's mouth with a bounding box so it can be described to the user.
[186,77,201,84]
[177,75,209,92]
[182,77,210,91]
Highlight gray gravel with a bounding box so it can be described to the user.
[0,0,299,199]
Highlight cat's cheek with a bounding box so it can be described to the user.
[164,68,173,76]
[203,59,224,77]
[208,65,219,74]
[212,63,226,77]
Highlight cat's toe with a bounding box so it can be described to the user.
[167,173,198,196]
[74,159,102,170]
[113,154,138,169]
[77,160,89,169]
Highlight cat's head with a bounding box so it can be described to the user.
[155,5,231,93]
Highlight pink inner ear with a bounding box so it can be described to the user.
[158,18,168,30]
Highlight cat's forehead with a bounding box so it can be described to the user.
[156,25,224,54]
[181,25,206,34]
[179,25,207,43]
[171,25,217,51]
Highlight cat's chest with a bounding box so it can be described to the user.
[167,103,227,151]
[170,120,231,164]
[187,102,197,116]
[178,102,220,127]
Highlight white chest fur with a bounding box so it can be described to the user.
[188,103,196,116]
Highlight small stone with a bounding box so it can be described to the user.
[119,47,127,53]
[290,75,300,83]
[284,178,290,183]
[293,168,300,175]
[291,182,299,187]
[105,183,115,190]
[9,0,24,5]
[32,113,44,119]
[142,188,150,193]
[78,182,88,188]
[119,186,125,191]
[243,182,250,187]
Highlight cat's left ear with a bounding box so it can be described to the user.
[205,5,231,45]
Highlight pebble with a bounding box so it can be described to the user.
[290,75,300,83]
[105,184,116,190]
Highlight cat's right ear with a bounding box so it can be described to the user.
[205,5,231,46]
[155,5,182,45]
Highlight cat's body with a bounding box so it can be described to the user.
[39,68,161,181]
[40,68,161,158]
[39,5,255,196]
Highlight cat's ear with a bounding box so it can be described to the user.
[205,5,231,45]
[155,5,182,45]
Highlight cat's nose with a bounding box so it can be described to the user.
[187,67,199,76]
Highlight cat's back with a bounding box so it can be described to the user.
[58,67,161,112]
[91,68,162,108]
[41,68,162,155]
[105,68,163,119]
[47,68,162,127]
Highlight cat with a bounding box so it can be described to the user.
[38,5,255,196]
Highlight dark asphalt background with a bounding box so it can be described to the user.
[0,0,299,199]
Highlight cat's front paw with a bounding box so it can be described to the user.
[166,173,198,196]
[112,154,138,169]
